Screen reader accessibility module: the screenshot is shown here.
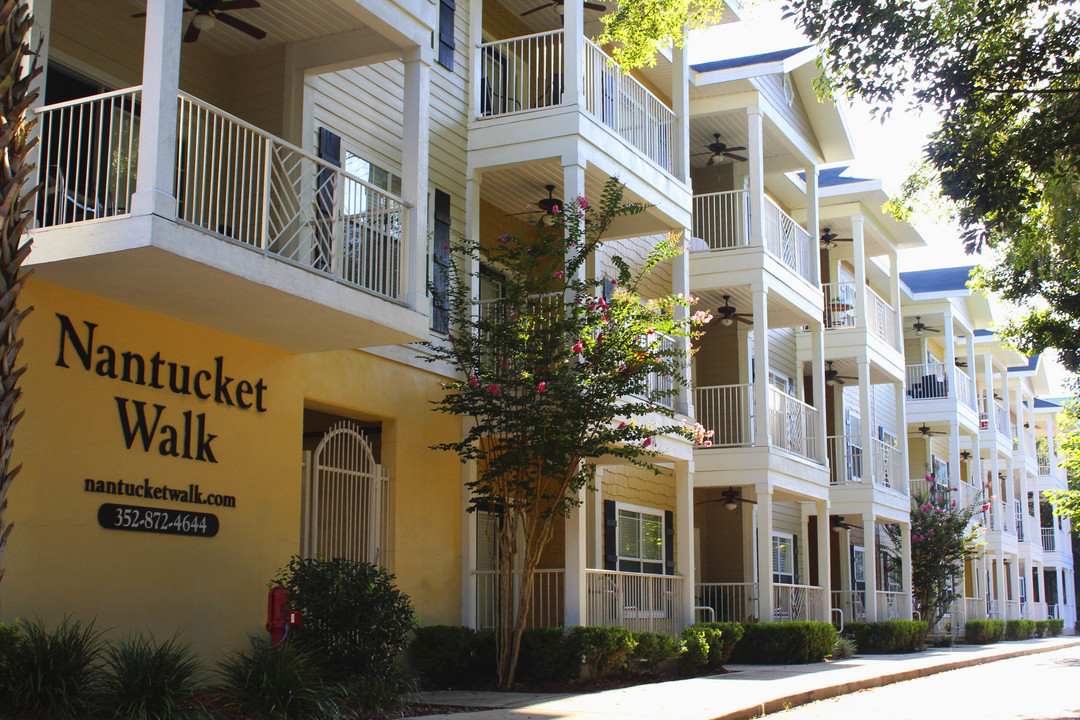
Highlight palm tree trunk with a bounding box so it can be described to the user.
[0,0,41,586]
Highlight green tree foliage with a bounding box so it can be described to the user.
[1043,399,1080,524]
[885,474,985,629]
[422,178,711,687]
[595,0,726,69]
[781,0,1080,373]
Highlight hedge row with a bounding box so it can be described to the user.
[965,619,1005,643]
[731,622,837,665]
[966,617,1066,643]
[841,621,929,653]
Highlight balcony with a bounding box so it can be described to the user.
[690,190,817,290]
[697,582,825,623]
[694,384,822,463]
[821,281,901,356]
[827,435,906,494]
[30,88,427,352]
[1037,451,1051,476]
[979,395,1012,443]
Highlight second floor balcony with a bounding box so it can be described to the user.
[827,434,906,495]
[821,281,901,356]
[693,383,823,464]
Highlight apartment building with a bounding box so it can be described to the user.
[1,0,1073,658]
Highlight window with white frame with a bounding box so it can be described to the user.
[617,504,665,574]
[772,532,794,584]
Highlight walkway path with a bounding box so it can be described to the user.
[410,636,1080,720]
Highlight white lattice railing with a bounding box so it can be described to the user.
[36,88,408,301]
[832,590,867,624]
[694,384,754,447]
[586,570,685,636]
[691,190,750,251]
[822,282,857,329]
[474,568,565,630]
[695,582,758,623]
[876,591,910,620]
[763,196,814,282]
[774,583,824,621]
[866,286,899,349]
[1005,600,1021,620]
[768,387,821,461]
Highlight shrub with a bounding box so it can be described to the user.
[832,634,857,659]
[217,643,341,720]
[341,673,418,717]
[0,621,18,703]
[841,621,928,653]
[518,627,582,683]
[273,557,417,683]
[1005,619,1036,640]
[97,635,204,720]
[10,617,104,718]
[732,622,837,664]
[630,631,682,673]
[688,622,744,665]
[931,635,954,648]
[1048,618,1065,637]
[679,628,711,670]
[571,626,635,678]
[409,625,487,689]
[964,619,1005,644]
[1033,620,1049,638]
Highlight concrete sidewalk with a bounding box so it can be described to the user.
[410,636,1080,720]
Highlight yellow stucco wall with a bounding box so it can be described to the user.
[1,280,463,659]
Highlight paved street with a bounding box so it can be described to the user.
[769,644,1080,720]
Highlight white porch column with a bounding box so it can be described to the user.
[1048,418,1057,472]
[675,459,694,627]
[990,450,1002,530]
[131,0,183,217]
[752,283,770,448]
[674,230,692,416]
[563,159,587,284]
[949,421,961,487]
[24,0,50,180]
[889,247,903,347]
[463,170,481,314]
[965,332,977,405]
[858,359,873,481]
[561,0,584,106]
[805,166,820,285]
[592,468,604,568]
[1015,380,1025,455]
[895,381,909,488]
[672,40,690,184]
[983,354,996,432]
[564,485,588,625]
[943,307,957,394]
[1011,560,1022,617]
[863,516,878,621]
[811,320,827,461]
[747,110,765,247]
[461,457,478,626]
[402,51,432,312]
[1003,366,1013,440]
[852,215,867,324]
[815,499,831,620]
[756,483,775,620]
[900,521,913,619]
[994,555,1007,617]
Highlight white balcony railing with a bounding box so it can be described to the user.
[774,583,824,621]
[474,568,565,630]
[821,283,899,350]
[906,362,976,409]
[867,286,900,349]
[827,435,904,492]
[822,282,857,329]
[1006,600,1021,620]
[37,89,408,302]
[690,191,815,283]
[876,591,910,620]
[695,582,758,623]
[768,387,821,461]
[979,395,1010,436]
[965,597,987,621]
[832,590,866,624]
[1042,527,1056,552]
[694,384,754,447]
[586,570,685,636]
[1037,451,1051,476]
[477,31,675,173]
[1015,500,1025,542]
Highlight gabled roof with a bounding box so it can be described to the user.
[973,329,995,337]
[1034,397,1063,410]
[1009,355,1040,374]
[690,45,812,74]
[797,166,874,187]
[900,266,976,295]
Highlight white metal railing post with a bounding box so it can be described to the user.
[332,166,345,279]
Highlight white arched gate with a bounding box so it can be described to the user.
[301,421,389,566]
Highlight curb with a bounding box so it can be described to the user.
[716,638,1080,720]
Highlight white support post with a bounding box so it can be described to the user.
[863,516,878,621]
[752,283,770,448]
[949,421,961,487]
[852,215,867,325]
[562,0,583,107]
[995,555,1007,617]
[747,110,765,247]
[815,499,831,620]
[563,159,586,283]
[895,381,909,488]
[461,457,478,627]
[858,359,873,480]
[805,166,820,285]
[991,450,1002,530]
[811,320,827,461]
[943,307,956,395]
[592,468,604,568]
[900,521,913,619]
[889,247,903,348]
[676,459,694,628]
[402,50,432,313]
[756,484,774,621]
[672,40,690,184]
[468,0,483,120]
[564,485,588,626]
[131,0,183,218]
[674,229,692,416]
[983,354,995,432]
[966,332,977,405]
[24,0,50,190]
[1003,365,1013,441]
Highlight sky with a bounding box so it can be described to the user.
[686,11,1075,397]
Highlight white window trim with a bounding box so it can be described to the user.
[772,531,795,585]
[615,500,667,572]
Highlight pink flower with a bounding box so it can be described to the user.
[572,340,584,354]
[448,333,454,340]
[498,235,509,243]
[554,270,565,279]
[928,529,935,536]
[487,383,502,396]
[538,381,546,393]
[618,421,627,429]
[468,376,479,387]
[618,363,626,371]
[643,437,652,447]
[647,327,655,335]
[578,196,590,209]
[704,440,712,447]
[552,204,560,213]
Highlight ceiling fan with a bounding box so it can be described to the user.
[960,450,972,460]
[830,515,858,532]
[911,316,941,335]
[521,0,607,17]
[506,184,562,226]
[715,295,753,326]
[133,0,267,43]
[913,424,947,437]
[691,133,748,165]
[696,487,757,511]
[820,227,853,249]
[825,361,857,386]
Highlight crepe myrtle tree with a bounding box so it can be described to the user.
[885,473,986,630]
[422,178,712,688]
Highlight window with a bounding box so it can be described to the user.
[618,506,665,574]
[344,151,401,198]
[772,532,794,584]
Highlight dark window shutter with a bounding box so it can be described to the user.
[664,510,675,575]
[437,0,456,71]
[603,500,617,571]
[792,534,800,585]
[431,189,451,333]
[315,128,341,272]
